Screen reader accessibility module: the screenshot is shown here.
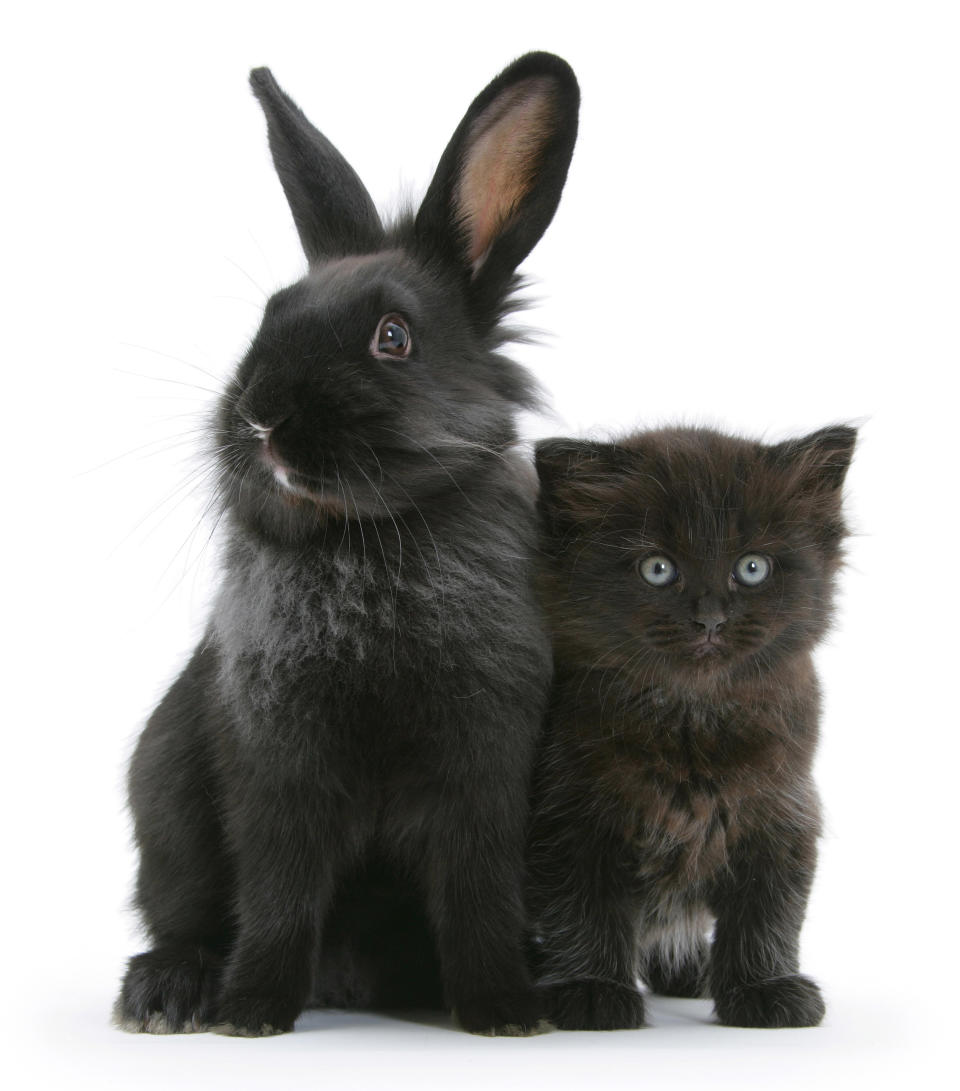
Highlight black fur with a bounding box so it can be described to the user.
[116,53,579,1037]
[527,426,855,1030]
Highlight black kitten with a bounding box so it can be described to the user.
[115,53,579,1037]
[528,425,855,1030]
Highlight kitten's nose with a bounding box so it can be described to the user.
[694,596,727,636]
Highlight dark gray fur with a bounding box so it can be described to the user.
[116,53,579,1037]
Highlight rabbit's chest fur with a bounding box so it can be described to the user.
[211,520,548,754]
[214,545,398,681]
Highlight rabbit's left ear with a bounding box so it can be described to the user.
[416,52,579,306]
[250,67,384,261]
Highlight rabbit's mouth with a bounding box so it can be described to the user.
[273,467,348,517]
[270,462,344,513]
[253,437,342,512]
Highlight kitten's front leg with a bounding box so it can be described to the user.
[708,824,825,1028]
[211,771,359,1037]
[529,815,645,1031]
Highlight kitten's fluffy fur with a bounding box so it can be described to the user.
[528,425,855,1030]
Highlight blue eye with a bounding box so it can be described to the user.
[733,554,771,586]
[639,555,678,587]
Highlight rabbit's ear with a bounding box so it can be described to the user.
[415,52,579,305]
[250,67,384,261]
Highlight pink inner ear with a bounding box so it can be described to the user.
[454,77,557,270]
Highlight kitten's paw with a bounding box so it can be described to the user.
[714,974,825,1028]
[453,988,544,1036]
[545,980,645,1031]
[641,943,709,998]
[114,945,221,1033]
[210,993,298,1037]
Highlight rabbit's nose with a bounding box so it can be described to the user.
[245,418,273,442]
[238,410,280,442]
[236,397,292,438]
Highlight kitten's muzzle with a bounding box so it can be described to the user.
[693,596,727,637]
[689,596,728,659]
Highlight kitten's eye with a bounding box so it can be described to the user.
[639,555,678,587]
[733,553,771,586]
[372,314,412,359]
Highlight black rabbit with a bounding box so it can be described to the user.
[115,53,579,1037]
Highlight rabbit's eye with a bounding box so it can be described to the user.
[372,314,412,359]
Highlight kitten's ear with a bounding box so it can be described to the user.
[768,425,857,495]
[535,439,626,495]
[415,52,579,315]
[535,439,634,537]
[536,439,600,496]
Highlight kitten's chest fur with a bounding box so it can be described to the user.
[581,681,818,890]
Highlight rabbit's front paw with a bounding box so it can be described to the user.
[210,992,299,1037]
[114,944,221,1033]
[454,987,544,1036]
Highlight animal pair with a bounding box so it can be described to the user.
[115,52,852,1036]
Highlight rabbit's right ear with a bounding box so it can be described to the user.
[415,53,579,312]
[250,67,384,261]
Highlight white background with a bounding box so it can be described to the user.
[5,2,958,1088]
